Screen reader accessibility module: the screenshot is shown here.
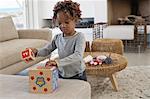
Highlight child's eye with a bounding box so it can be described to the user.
[65,22,69,24]
[58,23,61,26]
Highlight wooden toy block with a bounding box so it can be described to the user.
[21,48,35,63]
[29,66,59,94]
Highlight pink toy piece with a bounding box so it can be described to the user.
[98,60,103,65]
[93,62,98,65]
[89,56,103,66]
[90,61,94,65]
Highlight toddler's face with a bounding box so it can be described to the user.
[56,11,76,36]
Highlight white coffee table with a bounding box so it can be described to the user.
[0,74,91,99]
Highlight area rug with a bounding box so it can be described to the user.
[87,66,150,99]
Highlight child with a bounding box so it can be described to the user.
[31,0,87,81]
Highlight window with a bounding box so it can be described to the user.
[0,0,26,29]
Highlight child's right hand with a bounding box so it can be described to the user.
[45,60,57,68]
[28,48,38,57]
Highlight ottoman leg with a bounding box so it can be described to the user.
[109,74,118,91]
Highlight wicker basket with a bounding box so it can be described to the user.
[91,39,124,55]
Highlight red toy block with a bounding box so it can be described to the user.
[21,48,35,63]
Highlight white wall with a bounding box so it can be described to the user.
[79,1,95,18]
[94,0,107,23]
[38,0,55,19]
[36,0,107,28]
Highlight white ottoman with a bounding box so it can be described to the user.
[103,25,134,40]
[0,74,91,99]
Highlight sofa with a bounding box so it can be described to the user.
[0,16,52,74]
[0,74,91,99]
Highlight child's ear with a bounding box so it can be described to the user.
[74,18,79,22]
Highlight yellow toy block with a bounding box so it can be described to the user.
[29,66,58,94]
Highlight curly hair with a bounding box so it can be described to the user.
[53,0,81,23]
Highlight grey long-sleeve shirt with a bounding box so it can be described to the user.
[37,32,86,78]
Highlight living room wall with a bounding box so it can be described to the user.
[139,0,150,24]
[37,0,107,28]
[108,0,150,25]
[107,0,131,25]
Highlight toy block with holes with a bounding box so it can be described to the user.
[21,48,35,63]
[29,66,59,94]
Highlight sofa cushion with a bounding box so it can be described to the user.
[0,39,48,69]
[0,74,91,99]
[0,16,19,42]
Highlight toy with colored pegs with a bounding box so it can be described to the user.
[89,57,103,66]
[21,48,35,63]
[29,66,59,94]
[88,54,113,66]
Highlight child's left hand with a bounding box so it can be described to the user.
[45,60,57,68]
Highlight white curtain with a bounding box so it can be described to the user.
[0,0,26,29]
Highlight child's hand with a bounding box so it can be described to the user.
[45,60,57,68]
[28,48,38,57]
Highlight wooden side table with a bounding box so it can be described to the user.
[84,52,128,91]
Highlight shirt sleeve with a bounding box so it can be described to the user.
[37,35,57,57]
[56,33,86,67]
